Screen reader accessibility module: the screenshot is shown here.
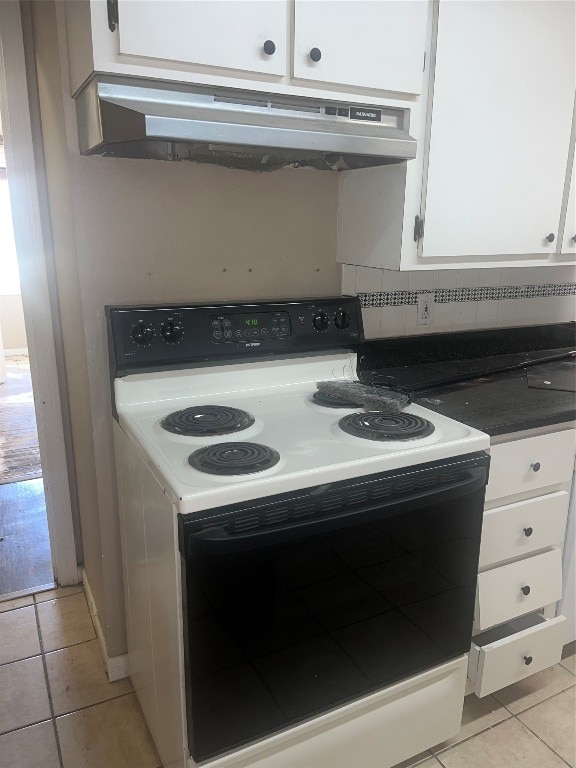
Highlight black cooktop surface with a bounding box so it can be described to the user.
[414,365,575,435]
[358,323,576,436]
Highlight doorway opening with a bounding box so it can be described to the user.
[0,107,54,597]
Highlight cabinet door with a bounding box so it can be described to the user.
[421,1,575,259]
[293,1,428,95]
[116,1,288,77]
[561,152,576,253]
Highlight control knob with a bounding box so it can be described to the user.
[312,312,329,331]
[334,309,351,330]
[161,320,183,344]
[131,322,154,346]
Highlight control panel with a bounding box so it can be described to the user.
[107,297,363,376]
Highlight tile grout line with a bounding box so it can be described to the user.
[0,650,44,668]
[33,599,65,768]
[513,713,573,768]
[431,713,515,758]
[54,690,136,720]
[433,700,574,768]
[493,673,576,718]
[0,716,54,739]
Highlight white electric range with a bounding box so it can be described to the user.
[108,297,490,768]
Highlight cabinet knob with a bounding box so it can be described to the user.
[524,655,533,666]
[309,47,322,62]
[545,233,555,243]
[521,585,531,596]
[523,526,534,537]
[531,462,541,472]
[263,40,276,55]
[572,235,576,243]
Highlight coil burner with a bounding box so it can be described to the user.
[312,390,360,408]
[188,442,281,475]
[161,406,254,437]
[339,412,435,441]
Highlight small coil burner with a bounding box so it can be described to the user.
[188,442,280,475]
[312,390,360,409]
[160,405,254,437]
[339,412,435,441]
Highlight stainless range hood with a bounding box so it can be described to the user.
[76,78,417,171]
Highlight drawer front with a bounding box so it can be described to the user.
[479,491,569,569]
[475,548,563,630]
[469,615,566,697]
[485,430,575,502]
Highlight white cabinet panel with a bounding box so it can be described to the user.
[479,492,569,569]
[422,1,575,259]
[293,1,428,95]
[562,152,576,254]
[485,430,576,503]
[469,614,565,697]
[475,548,563,631]
[116,0,288,77]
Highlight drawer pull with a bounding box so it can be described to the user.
[524,655,533,666]
[523,527,534,537]
[531,462,541,472]
[521,585,531,596]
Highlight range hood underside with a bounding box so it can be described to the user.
[77,79,417,172]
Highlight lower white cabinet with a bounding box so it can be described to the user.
[469,426,574,698]
[468,614,566,698]
[479,491,569,569]
[485,430,576,503]
[475,548,563,632]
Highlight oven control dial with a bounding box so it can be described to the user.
[161,320,183,344]
[312,312,329,331]
[334,309,351,330]
[131,321,154,346]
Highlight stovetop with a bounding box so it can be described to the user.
[358,323,576,436]
[115,354,489,514]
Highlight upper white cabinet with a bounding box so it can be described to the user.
[421,1,575,260]
[561,152,576,254]
[293,1,428,95]
[337,0,576,271]
[115,0,288,77]
[65,0,430,101]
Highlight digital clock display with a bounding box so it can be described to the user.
[245,318,259,327]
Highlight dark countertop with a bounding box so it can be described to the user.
[357,323,576,436]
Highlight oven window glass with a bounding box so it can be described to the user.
[181,459,487,762]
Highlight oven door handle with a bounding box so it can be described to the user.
[187,467,487,552]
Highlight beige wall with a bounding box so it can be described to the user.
[0,293,27,349]
[30,2,339,658]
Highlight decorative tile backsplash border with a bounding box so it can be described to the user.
[359,282,576,308]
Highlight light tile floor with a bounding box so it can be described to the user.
[395,641,576,768]
[0,586,574,768]
[0,587,160,768]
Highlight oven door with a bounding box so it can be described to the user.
[178,453,489,763]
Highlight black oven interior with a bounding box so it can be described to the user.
[178,453,489,762]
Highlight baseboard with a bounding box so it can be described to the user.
[4,348,28,357]
[82,568,129,682]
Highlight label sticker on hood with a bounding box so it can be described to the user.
[350,107,382,122]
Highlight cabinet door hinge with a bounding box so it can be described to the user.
[414,215,425,242]
[107,0,119,32]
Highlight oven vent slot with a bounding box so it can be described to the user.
[347,490,370,505]
[233,514,261,533]
[321,497,343,512]
[225,468,470,536]
[293,502,316,518]
[261,508,290,526]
